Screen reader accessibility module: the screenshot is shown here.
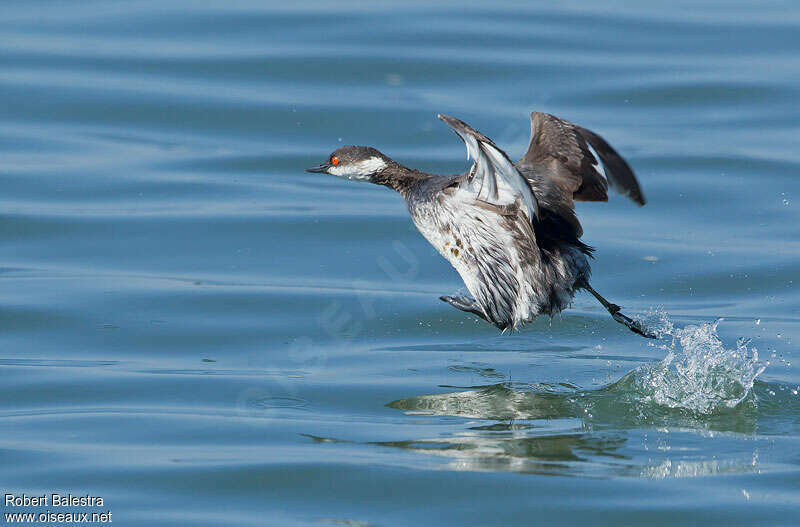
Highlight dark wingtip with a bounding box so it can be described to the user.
[577,125,647,207]
[627,189,646,207]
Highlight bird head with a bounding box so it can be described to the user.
[306,146,389,183]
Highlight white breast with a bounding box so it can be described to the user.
[408,188,562,329]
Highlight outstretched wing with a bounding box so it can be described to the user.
[517,112,645,206]
[437,113,538,221]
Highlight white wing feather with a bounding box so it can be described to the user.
[438,114,538,220]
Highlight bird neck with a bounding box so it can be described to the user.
[372,160,426,196]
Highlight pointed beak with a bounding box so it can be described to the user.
[305,163,330,173]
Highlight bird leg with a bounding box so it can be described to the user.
[440,295,511,331]
[440,295,489,322]
[578,280,657,339]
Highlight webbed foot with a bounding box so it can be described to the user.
[611,310,657,339]
[440,295,484,317]
[578,280,657,339]
[440,295,510,331]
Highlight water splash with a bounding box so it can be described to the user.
[627,309,766,414]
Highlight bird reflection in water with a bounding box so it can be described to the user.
[375,379,766,478]
[375,383,758,478]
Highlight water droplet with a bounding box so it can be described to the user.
[782,199,790,206]
[755,318,761,325]
[385,73,404,86]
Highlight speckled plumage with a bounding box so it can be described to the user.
[404,175,589,330]
[306,112,654,337]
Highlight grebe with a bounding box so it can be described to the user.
[307,112,653,338]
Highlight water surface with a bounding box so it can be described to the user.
[1,1,799,525]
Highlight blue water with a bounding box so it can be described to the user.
[2,1,800,525]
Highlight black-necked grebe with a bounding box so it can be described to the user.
[307,112,653,338]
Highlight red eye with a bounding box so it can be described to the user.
[330,156,340,166]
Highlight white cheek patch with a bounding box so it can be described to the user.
[328,157,387,181]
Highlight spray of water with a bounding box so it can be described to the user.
[627,308,766,414]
